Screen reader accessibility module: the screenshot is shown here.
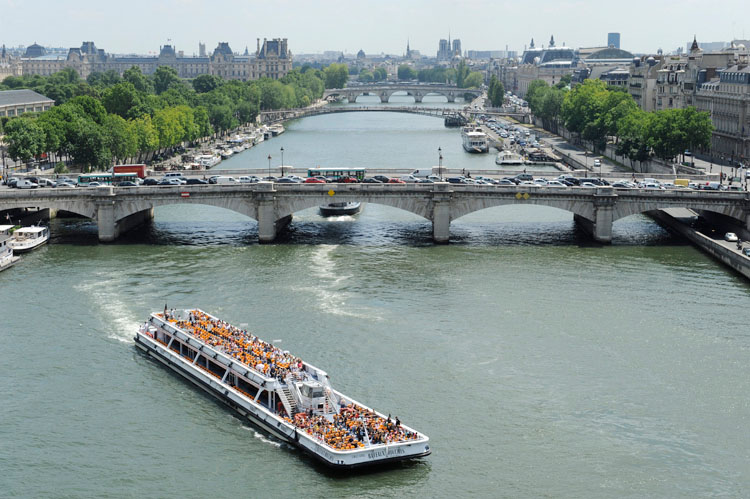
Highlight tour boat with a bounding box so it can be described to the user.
[495,150,525,166]
[461,126,489,153]
[134,309,431,469]
[9,225,49,253]
[319,202,362,217]
[196,154,221,168]
[0,225,20,272]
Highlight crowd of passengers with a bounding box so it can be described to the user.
[166,310,304,380]
[289,403,421,450]
[161,310,420,450]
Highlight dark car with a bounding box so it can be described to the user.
[373,175,391,183]
[157,178,181,186]
[116,181,138,187]
[363,177,383,183]
[276,177,299,183]
[446,177,465,184]
[513,173,533,182]
[142,177,160,185]
[185,178,208,185]
[7,177,20,188]
[559,176,580,186]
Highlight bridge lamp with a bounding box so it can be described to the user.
[280,147,284,168]
[267,154,272,179]
[438,147,443,180]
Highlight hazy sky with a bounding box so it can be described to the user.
[2,0,748,56]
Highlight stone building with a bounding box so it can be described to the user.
[0,89,54,118]
[16,39,292,81]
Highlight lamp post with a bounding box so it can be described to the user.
[438,146,443,180]
[267,154,272,179]
[280,147,285,177]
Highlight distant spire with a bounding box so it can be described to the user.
[406,37,411,58]
[1,44,5,58]
[690,35,700,52]
[549,35,555,47]
[530,38,535,49]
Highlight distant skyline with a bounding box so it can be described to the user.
[2,0,748,56]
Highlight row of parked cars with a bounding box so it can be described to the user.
[3,176,78,189]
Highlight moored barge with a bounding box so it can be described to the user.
[134,309,430,469]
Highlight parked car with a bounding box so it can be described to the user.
[387,178,406,184]
[157,178,182,186]
[304,177,326,183]
[16,179,39,189]
[276,177,299,183]
[56,180,76,188]
[142,177,160,185]
[373,175,391,183]
[37,178,57,188]
[743,247,750,257]
[725,232,739,242]
[593,159,601,167]
[185,178,209,185]
[116,181,138,187]
[362,177,383,183]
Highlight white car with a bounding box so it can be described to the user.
[593,159,601,167]
[725,232,739,242]
[16,179,39,189]
[546,180,566,187]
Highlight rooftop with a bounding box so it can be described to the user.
[0,89,54,107]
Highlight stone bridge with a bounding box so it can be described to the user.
[323,84,482,104]
[260,105,464,124]
[2,183,749,244]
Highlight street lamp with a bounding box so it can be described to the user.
[280,147,284,167]
[438,146,443,180]
[267,154,272,179]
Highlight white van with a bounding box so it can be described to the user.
[215,176,237,184]
[400,174,419,183]
[410,167,440,178]
[164,172,183,178]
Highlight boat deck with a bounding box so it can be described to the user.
[155,310,424,452]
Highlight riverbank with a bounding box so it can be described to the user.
[650,207,750,280]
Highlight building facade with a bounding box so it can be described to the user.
[14,39,292,81]
[0,89,54,118]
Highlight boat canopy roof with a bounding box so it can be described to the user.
[15,226,46,233]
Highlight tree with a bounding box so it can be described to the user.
[679,106,713,155]
[192,74,222,93]
[488,75,505,107]
[87,70,122,88]
[102,82,141,118]
[397,65,417,80]
[4,117,44,162]
[66,117,110,170]
[103,114,137,164]
[130,115,159,160]
[616,108,651,168]
[67,95,107,125]
[358,70,373,83]
[456,60,470,88]
[123,66,152,93]
[525,80,549,115]
[463,71,483,89]
[646,109,686,161]
[561,79,610,149]
[323,63,349,89]
[372,67,387,82]
[153,66,180,94]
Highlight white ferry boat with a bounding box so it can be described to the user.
[135,309,430,469]
[461,126,489,153]
[9,225,49,253]
[0,225,20,272]
[196,154,221,168]
[495,150,525,166]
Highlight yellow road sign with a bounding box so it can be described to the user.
[328,189,335,196]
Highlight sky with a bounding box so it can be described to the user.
[2,0,748,56]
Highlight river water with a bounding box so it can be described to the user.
[2,95,750,498]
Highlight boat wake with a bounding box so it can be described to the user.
[74,279,137,344]
[240,426,282,448]
[295,245,381,320]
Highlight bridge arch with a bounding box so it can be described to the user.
[1,199,97,220]
[449,196,596,223]
[114,197,259,223]
[274,194,433,221]
[612,199,748,224]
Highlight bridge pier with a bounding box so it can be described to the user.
[573,188,616,243]
[256,182,292,243]
[413,93,423,103]
[97,203,153,242]
[379,93,389,104]
[432,183,453,243]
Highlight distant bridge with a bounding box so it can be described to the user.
[323,84,482,104]
[259,105,529,124]
[3,183,749,244]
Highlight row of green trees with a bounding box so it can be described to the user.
[526,78,713,166]
[359,67,387,83]
[1,64,334,169]
[393,61,483,88]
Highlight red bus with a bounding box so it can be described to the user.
[113,164,147,179]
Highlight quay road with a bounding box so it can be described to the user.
[2,182,750,245]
